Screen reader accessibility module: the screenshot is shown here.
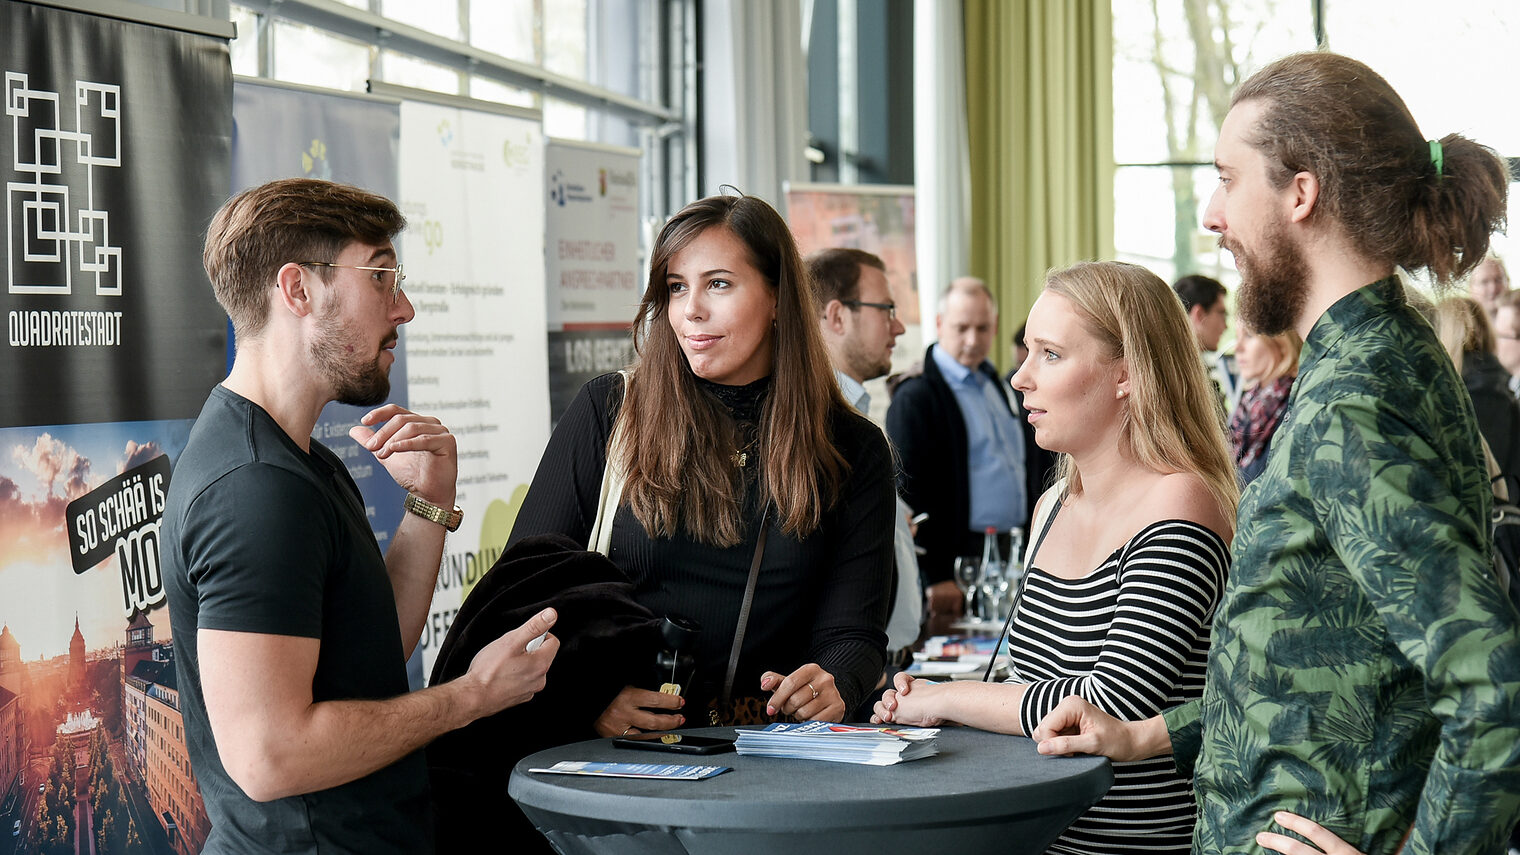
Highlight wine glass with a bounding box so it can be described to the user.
[954,556,983,623]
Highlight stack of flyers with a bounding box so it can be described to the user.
[918,635,1001,658]
[529,761,731,780]
[733,721,940,765]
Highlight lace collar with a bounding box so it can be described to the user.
[695,374,771,424]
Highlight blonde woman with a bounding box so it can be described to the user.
[874,261,1237,855]
[1435,295,1520,500]
[1227,327,1302,484]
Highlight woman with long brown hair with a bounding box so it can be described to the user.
[509,193,895,733]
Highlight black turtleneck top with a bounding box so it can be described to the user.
[508,371,895,713]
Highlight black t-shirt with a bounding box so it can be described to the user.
[163,386,429,854]
[508,372,895,712]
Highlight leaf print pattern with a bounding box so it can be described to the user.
[1172,279,1520,855]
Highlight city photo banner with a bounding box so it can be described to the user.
[0,1,233,851]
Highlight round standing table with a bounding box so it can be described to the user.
[509,725,1112,854]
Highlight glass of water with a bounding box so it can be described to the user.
[954,555,983,622]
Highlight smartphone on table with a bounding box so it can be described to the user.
[611,732,735,755]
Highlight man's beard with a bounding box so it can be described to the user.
[1230,220,1310,336]
[310,308,393,406]
[845,339,892,383]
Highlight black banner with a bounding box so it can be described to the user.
[65,452,169,572]
[546,328,634,425]
[1,0,232,428]
[64,453,171,616]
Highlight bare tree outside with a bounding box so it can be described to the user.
[1148,0,1251,276]
[1112,0,1307,283]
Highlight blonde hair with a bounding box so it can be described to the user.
[1043,261,1239,522]
[1243,328,1303,387]
[1434,295,1497,375]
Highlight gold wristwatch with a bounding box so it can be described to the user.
[404,492,463,532]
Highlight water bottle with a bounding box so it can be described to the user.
[1004,527,1026,617]
[653,616,701,698]
[979,527,1006,622]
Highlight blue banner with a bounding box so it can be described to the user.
[231,81,408,547]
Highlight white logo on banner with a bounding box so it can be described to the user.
[5,71,123,296]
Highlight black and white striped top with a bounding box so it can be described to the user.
[1010,519,1229,855]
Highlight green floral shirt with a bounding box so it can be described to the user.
[1165,278,1520,854]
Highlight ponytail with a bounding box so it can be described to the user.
[1234,52,1509,287]
[1406,134,1510,283]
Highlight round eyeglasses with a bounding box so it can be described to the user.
[298,261,406,303]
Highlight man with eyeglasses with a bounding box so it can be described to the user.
[163,178,558,854]
[807,248,919,691]
[1173,273,1236,418]
[886,278,1050,632]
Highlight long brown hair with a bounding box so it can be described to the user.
[1233,52,1509,285]
[1046,262,1240,524]
[618,194,848,546]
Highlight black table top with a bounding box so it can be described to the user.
[509,725,1112,831]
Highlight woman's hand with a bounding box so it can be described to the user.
[592,685,685,737]
[871,672,947,726]
[1256,811,1367,855]
[760,665,846,722]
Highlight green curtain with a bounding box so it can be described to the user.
[963,0,1114,372]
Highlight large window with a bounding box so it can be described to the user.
[227,0,693,220]
[231,0,617,130]
[1324,0,1520,269]
[1112,0,1309,289]
[1113,0,1517,292]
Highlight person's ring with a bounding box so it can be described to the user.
[808,682,819,700]
[621,726,635,736]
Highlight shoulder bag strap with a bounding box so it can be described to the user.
[720,504,771,709]
[589,370,630,556]
[1024,486,1065,569]
[983,491,1063,682]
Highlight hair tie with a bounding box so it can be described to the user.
[1428,139,1444,179]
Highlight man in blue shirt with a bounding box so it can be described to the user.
[886,278,1051,628]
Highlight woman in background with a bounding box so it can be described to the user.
[1435,295,1520,500]
[1227,326,1301,484]
[509,193,894,734]
[874,261,1235,855]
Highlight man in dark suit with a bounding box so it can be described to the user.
[886,277,1052,630]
